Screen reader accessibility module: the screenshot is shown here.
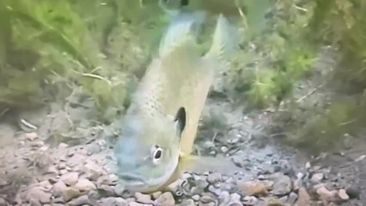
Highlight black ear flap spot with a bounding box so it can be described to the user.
[174,107,186,136]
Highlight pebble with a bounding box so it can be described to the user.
[230,193,241,202]
[207,172,222,184]
[59,169,68,175]
[58,143,68,149]
[180,199,195,206]
[25,187,51,205]
[218,191,230,205]
[46,165,59,175]
[192,195,200,201]
[60,172,79,186]
[200,193,217,205]
[354,155,366,162]
[296,187,310,206]
[86,143,101,154]
[135,192,153,204]
[67,154,86,168]
[98,197,128,206]
[271,173,292,196]
[129,202,146,206]
[62,187,82,202]
[53,181,67,197]
[25,132,38,141]
[154,192,175,206]
[338,189,349,201]
[237,180,268,196]
[316,186,337,204]
[346,186,360,199]
[242,196,258,205]
[227,201,243,206]
[220,146,228,153]
[74,178,96,192]
[311,173,324,183]
[262,180,274,189]
[265,197,285,206]
[152,191,162,199]
[0,197,7,206]
[287,192,298,205]
[67,195,89,206]
[83,161,105,180]
[305,162,311,169]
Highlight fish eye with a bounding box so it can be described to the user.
[151,145,163,164]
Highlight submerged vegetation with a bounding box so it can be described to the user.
[1,0,366,151]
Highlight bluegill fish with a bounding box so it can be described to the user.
[114,11,240,193]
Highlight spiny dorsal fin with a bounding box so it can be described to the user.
[159,10,206,58]
[205,14,240,60]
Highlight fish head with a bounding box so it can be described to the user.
[114,107,186,192]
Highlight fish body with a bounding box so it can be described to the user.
[114,11,239,193]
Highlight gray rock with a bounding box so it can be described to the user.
[52,180,67,197]
[207,173,222,184]
[230,193,241,202]
[228,201,243,206]
[311,173,324,183]
[98,197,128,206]
[242,196,258,205]
[154,192,175,206]
[98,185,117,197]
[218,191,230,205]
[180,199,195,206]
[62,187,82,202]
[0,197,7,206]
[74,178,96,192]
[272,173,292,196]
[129,202,146,206]
[135,192,153,204]
[68,195,90,206]
[83,160,105,180]
[346,186,360,199]
[208,185,221,196]
[152,191,162,200]
[24,187,52,205]
[60,172,79,186]
[192,195,200,201]
[287,192,298,205]
[200,193,217,205]
[86,143,101,155]
[191,179,209,194]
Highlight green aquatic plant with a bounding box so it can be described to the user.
[0,0,166,119]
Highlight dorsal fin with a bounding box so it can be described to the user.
[159,10,206,58]
[205,14,240,60]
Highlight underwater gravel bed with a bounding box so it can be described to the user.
[0,126,360,206]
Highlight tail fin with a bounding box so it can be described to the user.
[205,14,240,60]
[159,10,206,58]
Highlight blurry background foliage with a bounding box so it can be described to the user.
[0,0,169,121]
[281,0,366,152]
[0,0,366,151]
[0,0,274,119]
